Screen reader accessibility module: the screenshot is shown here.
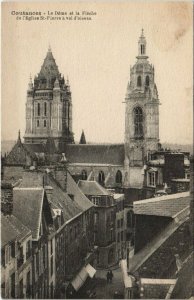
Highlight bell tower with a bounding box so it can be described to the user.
[124,30,160,189]
[24,46,74,150]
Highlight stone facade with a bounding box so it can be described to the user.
[124,30,160,189]
[24,47,74,149]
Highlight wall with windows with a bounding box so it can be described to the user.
[1,234,33,299]
[68,164,124,189]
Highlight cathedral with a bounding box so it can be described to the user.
[4,30,189,200]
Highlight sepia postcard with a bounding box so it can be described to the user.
[1,1,194,299]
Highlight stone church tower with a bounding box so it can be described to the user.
[24,46,74,150]
[124,30,160,189]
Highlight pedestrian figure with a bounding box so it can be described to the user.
[109,270,113,283]
[106,270,110,284]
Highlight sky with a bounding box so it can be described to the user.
[2,1,193,145]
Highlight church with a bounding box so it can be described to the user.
[4,31,190,200]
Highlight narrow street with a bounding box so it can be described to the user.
[95,266,124,299]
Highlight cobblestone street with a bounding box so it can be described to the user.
[95,266,124,299]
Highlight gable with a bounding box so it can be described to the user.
[5,141,36,166]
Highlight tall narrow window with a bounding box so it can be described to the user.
[134,107,143,138]
[44,102,47,116]
[37,120,39,127]
[98,171,105,185]
[141,44,145,55]
[137,76,142,87]
[141,45,143,54]
[145,75,150,86]
[37,103,40,116]
[44,120,47,127]
[116,170,122,184]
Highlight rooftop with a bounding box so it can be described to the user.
[78,180,110,196]
[140,278,177,299]
[134,192,190,218]
[18,170,93,224]
[64,144,125,165]
[1,213,31,247]
[12,187,46,240]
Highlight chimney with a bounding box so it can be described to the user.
[1,182,13,215]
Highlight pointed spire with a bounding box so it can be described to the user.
[79,130,86,144]
[48,44,51,52]
[137,29,148,58]
[66,75,69,86]
[18,130,21,143]
[28,74,33,91]
[54,78,60,90]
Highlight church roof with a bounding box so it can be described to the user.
[38,47,60,80]
[64,144,125,165]
[24,143,46,154]
[34,47,65,89]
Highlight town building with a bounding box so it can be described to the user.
[1,182,33,299]
[78,180,117,268]
[1,30,192,299]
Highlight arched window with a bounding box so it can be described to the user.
[145,75,150,86]
[137,76,142,87]
[116,170,122,184]
[134,107,143,138]
[98,171,105,185]
[44,102,47,116]
[37,103,40,116]
[81,170,87,180]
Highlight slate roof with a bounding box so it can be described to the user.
[24,143,46,154]
[64,144,125,165]
[1,213,31,247]
[170,253,194,299]
[12,187,44,240]
[5,140,37,165]
[66,173,94,211]
[134,217,191,279]
[78,180,110,196]
[140,278,177,299]
[134,192,190,218]
[18,170,93,223]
